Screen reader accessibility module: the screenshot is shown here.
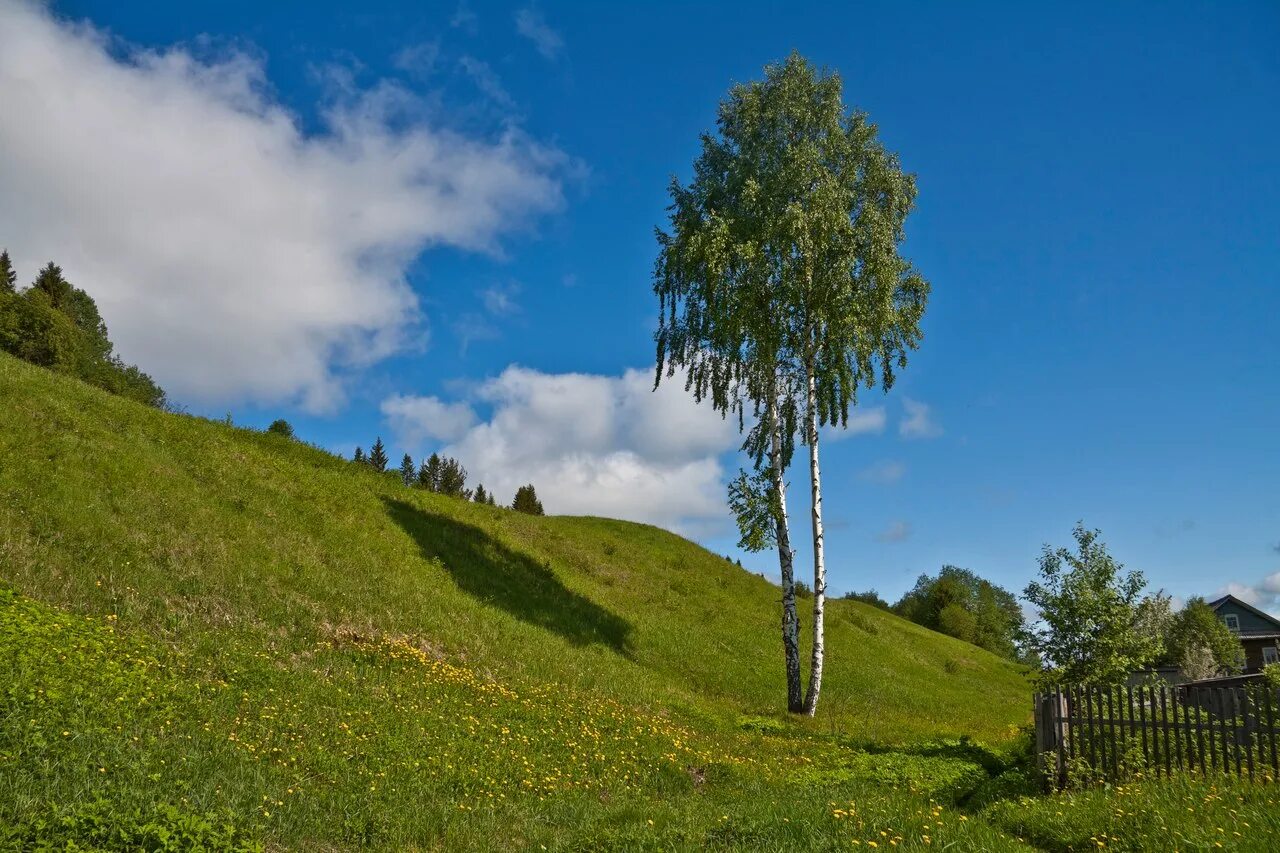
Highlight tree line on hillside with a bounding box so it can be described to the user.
[0,250,166,407]
[347,436,544,514]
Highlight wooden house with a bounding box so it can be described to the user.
[1208,594,1280,673]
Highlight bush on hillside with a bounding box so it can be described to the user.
[267,419,294,438]
[842,589,889,609]
[0,256,165,408]
[894,565,1027,661]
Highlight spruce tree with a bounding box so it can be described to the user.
[353,447,365,465]
[368,437,389,472]
[419,453,443,492]
[512,484,545,515]
[438,457,469,498]
[399,453,415,487]
[0,251,15,296]
[31,262,72,310]
[473,483,488,504]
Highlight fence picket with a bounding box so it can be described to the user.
[1264,685,1279,777]
[1242,688,1256,782]
[1086,687,1098,780]
[1137,684,1149,772]
[1193,686,1207,776]
[1159,687,1172,777]
[1219,689,1233,775]
[1106,686,1119,778]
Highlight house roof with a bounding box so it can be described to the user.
[1208,594,1280,632]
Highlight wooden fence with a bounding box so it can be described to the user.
[1033,680,1280,789]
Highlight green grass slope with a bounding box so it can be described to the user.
[0,352,1041,850]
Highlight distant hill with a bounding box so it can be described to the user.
[0,352,1032,850]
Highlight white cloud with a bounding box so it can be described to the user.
[876,520,913,543]
[392,41,440,78]
[381,394,478,445]
[822,406,886,442]
[0,2,569,410]
[481,281,521,316]
[899,398,943,439]
[1217,572,1280,616]
[458,56,513,108]
[383,366,740,534]
[450,2,478,34]
[858,460,905,485]
[514,6,564,60]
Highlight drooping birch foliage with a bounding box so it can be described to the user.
[655,53,928,714]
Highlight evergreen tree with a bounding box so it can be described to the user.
[399,453,415,487]
[267,419,294,438]
[31,262,73,310]
[512,484,544,515]
[0,250,15,296]
[353,447,365,465]
[437,457,469,498]
[418,453,443,492]
[487,492,497,506]
[473,483,488,504]
[368,437,388,472]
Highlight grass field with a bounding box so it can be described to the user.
[3,351,1278,850]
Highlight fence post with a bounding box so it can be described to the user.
[1033,691,1064,790]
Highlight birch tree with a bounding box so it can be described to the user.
[655,53,928,715]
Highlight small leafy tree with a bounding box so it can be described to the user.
[267,419,294,438]
[1163,597,1244,677]
[512,484,544,516]
[353,447,365,465]
[399,453,415,487]
[368,438,389,473]
[1023,524,1165,687]
[486,492,497,506]
[473,483,488,504]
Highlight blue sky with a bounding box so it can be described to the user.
[4,1,1278,610]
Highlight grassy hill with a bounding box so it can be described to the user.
[18,350,1272,850]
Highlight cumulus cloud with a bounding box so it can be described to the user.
[0,2,568,410]
[381,394,479,446]
[876,520,913,543]
[514,6,563,60]
[1217,573,1280,616]
[858,460,905,485]
[899,398,943,439]
[383,366,740,534]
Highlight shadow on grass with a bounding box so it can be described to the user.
[383,497,632,655]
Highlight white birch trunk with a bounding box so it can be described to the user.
[802,366,825,717]
[768,394,804,713]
